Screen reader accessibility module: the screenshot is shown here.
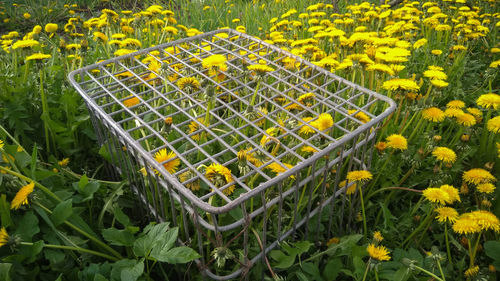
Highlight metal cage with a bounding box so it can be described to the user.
[69,29,396,280]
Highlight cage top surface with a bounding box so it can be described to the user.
[69,29,396,212]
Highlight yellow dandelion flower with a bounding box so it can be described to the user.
[446,100,465,109]
[297,92,315,105]
[422,107,445,122]
[487,116,500,133]
[382,78,420,92]
[471,210,500,232]
[463,168,496,185]
[413,38,427,49]
[301,146,318,154]
[422,187,450,205]
[466,108,482,118]
[386,134,407,150]
[476,183,496,194]
[247,64,275,74]
[346,170,373,182]
[430,79,449,88]
[424,69,448,80]
[464,266,479,278]
[26,53,52,61]
[490,59,500,68]
[435,206,459,223]
[432,147,456,163]
[188,118,208,141]
[477,93,500,109]
[348,109,371,123]
[12,39,39,49]
[373,231,383,242]
[0,228,8,248]
[205,163,235,195]
[58,158,70,167]
[11,182,35,210]
[179,169,200,191]
[444,108,464,118]
[299,117,315,136]
[266,162,295,179]
[154,148,180,174]
[0,139,4,149]
[452,213,481,235]
[456,113,476,127]
[431,49,443,55]
[177,77,200,92]
[202,54,228,72]
[45,23,58,33]
[440,185,460,204]
[312,113,334,131]
[326,237,340,246]
[123,95,140,107]
[260,127,278,146]
[367,244,390,261]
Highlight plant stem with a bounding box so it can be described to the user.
[359,184,367,240]
[444,224,453,267]
[0,166,61,203]
[436,258,446,281]
[20,241,118,261]
[411,264,444,281]
[35,202,123,260]
[361,259,370,281]
[39,69,51,154]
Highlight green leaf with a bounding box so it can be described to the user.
[133,222,170,257]
[269,249,296,269]
[14,211,39,241]
[94,274,108,281]
[352,256,366,280]
[0,194,13,228]
[121,259,144,281]
[102,228,135,247]
[30,145,37,179]
[51,199,73,227]
[150,227,178,259]
[73,177,100,202]
[113,205,132,228]
[301,262,322,281]
[323,258,342,281]
[485,241,500,270]
[0,263,12,281]
[392,267,411,281]
[159,247,200,264]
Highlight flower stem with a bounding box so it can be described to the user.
[35,202,123,260]
[444,224,453,267]
[411,264,444,281]
[361,259,371,281]
[0,166,61,203]
[359,184,367,240]
[20,241,118,261]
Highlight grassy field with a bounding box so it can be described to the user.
[0,0,499,280]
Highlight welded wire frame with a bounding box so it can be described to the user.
[69,29,396,280]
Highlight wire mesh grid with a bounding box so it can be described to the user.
[69,29,396,279]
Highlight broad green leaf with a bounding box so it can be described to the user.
[113,205,132,228]
[51,199,73,226]
[133,222,170,257]
[485,241,500,270]
[102,228,135,247]
[352,256,366,280]
[94,274,108,281]
[269,249,296,269]
[121,259,144,281]
[392,267,411,281]
[150,227,178,259]
[14,211,39,241]
[111,259,136,281]
[0,194,12,228]
[159,247,200,264]
[300,262,322,281]
[0,263,12,281]
[322,258,342,281]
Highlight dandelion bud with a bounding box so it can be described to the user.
[433,135,442,142]
[460,237,469,248]
[413,215,421,222]
[212,246,234,268]
[374,141,387,153]
[460,183,469,194]
[484,162,494,170]
[461,134,470,142]
[164,117,173,126]
[481,199,492,208]
[489,264,496,272]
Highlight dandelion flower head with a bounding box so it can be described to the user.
[367,244,390,261]
[432,147,456,163]
[435,206,459,223]
[386,134,407,150]
[10,182,35,210]
[154,148,180,174]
